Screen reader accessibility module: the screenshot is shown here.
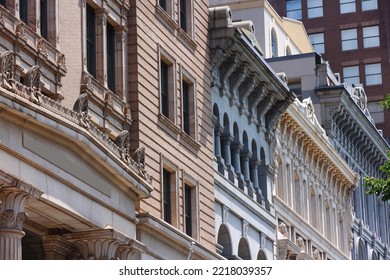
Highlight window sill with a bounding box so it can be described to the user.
[177,28,197,51]
[155,5,177,32]
[180,131,200,151]
[158,113,181,135]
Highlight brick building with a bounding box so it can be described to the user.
[268,0,390,142]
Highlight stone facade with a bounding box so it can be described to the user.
[210,6,294,260]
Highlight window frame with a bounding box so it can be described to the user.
[286,0,302,20]
[363,25,380,48]
[365,63,382,86]
[161,159,179,227]
[309,33,325,54]
[180,67,197,139]
[86,3,97,78]
[159,47,177,123]
[340,0,356,14]
[307,0,323,18]
[341,28,358,51]
[343,65,360,85]
[182,172,199,239]
[362,0,378,11]
[106,21,116,92]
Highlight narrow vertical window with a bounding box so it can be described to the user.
[184,184,192,236]
[307,0,323,18]
[363,26,380,48]
[365,63,382,85]
[160,60,169,118]
[163,168,171,224]
[86,5,96,78]
[40,0,48,39]
[19,0,28,23]
[182,80,190,134]
[107,22,116,92]
[179,0,187,31]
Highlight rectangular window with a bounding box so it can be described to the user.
[182,80,190,134]
[286,0,302,20]
[179,0,187,31]
[184,184,192,236]
[19,0,28,23]
[307,0,323,18]
[362,0,378,11]
[341,29,358,51]
[340,0,356,14]
[363,26,379,48]
[343,66,360,85]
[163,168,172,224]
[309,33,325,54]
[107,22,116,92]
[40,0,48,40]
[160,60,170,118]
[86,4,96,78]
[365,63,382,85]
[367,102,384,123]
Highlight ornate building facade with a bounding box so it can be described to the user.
[274,97,357,260]
[210,6,294,260]
[269,53,390,260]
[0,0,218,260]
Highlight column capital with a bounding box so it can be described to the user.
[64,227,131,260]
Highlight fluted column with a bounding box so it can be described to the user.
[0,188,30,260]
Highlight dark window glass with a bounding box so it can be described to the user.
[163,169,171,224]
[86,5,96,77]
[182,80,190,134]
[184,184,192,236]
[179,0,187,31]
[107,22,116,92]
[19,0,28,23]
[159,0,166,10]
[160,60,169,117]
[0,0,7,8]
[40,0,48,39]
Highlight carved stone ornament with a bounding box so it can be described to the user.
[73,93,90,128]
[37,39,48,57]
[24,65,42,104]
[222,205,229,223]
[312,248,321,260]
[73,93,89,114]
[296,236,305,252]
[0,7,5,26]
[132,146,145,166]
[260,232,266,249]
[114,130,130,151]
[278,221,288,238]
[242,220,249,238]
[15,23,27,41]
[0,51,14,90]
[57,54,67,70]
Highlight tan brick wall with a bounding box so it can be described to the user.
[129,0,215,251]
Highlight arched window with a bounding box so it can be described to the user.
[271,28,278,58]
[238,237,251,260]
[217,224,232,259]
[257,249,267,260]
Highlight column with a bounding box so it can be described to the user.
[250,159,260,193]
[0,188,30,260]
[241,151,253,195]
[222,135,236,183]
[231,143,246,190]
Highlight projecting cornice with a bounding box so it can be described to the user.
[209,6,295,139]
